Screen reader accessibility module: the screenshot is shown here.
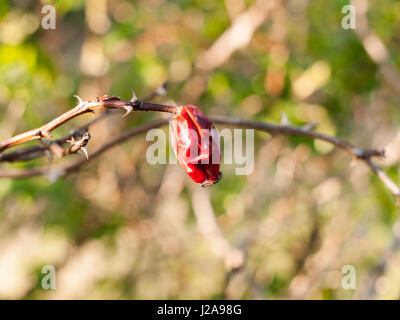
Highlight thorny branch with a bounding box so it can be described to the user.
[0,89,178,153]
[0,95,398,202]
[0,119,168,180]
[0,83,169,163]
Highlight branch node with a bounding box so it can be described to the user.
[79,146,89,160]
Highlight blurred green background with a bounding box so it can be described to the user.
[1,0,400,299]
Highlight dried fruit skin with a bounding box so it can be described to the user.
[170,105,221,186]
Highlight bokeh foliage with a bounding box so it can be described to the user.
[1,0,400,299]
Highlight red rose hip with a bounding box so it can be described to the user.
[170,105,222,187]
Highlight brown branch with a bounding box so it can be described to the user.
[211,117,397,199]
[0,92,178,154]
[210,117,385,160]
[0,115,398,202]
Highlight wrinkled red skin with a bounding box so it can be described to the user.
[170,105,222,186]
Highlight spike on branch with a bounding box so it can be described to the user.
[79,146,89,159]
[131,90,139,103]
[122,105,133,118]
[0,89,177,153]
[73,95,86,107]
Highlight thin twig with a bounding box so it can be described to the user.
[212,117,397,199]
[211,117,385,159]
[0,119,168,179]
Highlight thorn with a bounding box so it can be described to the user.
[131,90,139,102]
[79,146,89,159]
[73,95,85,107]
[122,105,133,118]
[280,112,290,125]
[73,95,84,104]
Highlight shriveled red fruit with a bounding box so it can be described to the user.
[170,105,222,187]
